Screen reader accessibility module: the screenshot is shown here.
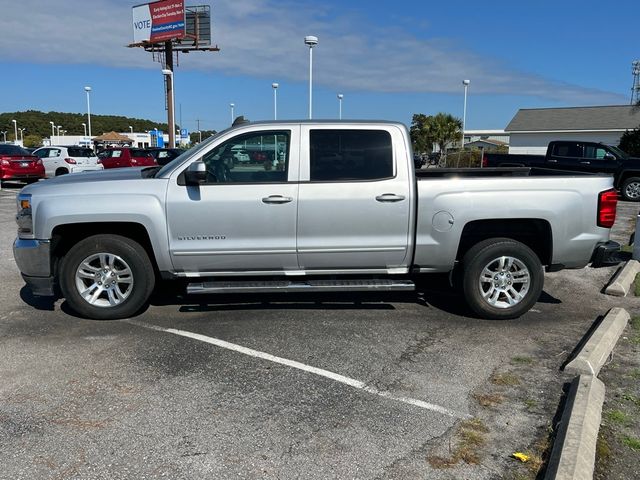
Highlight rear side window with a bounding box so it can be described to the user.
[309,130,393,182]
[552,142,582,158]
[0,145,29,155]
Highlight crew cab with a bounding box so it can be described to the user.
[483,140,640,201]
[98,147,156,169]
[14,120,619,321]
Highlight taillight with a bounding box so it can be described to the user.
[0,157,10,167]
[97,159,102,164]
[597,189,617,228]
[35,159,43,166]
[482,154,488,168]
[64,158,77,164]
[131,159,137,165]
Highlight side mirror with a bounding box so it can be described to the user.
[184,161,208,185]
[603,152,616,161]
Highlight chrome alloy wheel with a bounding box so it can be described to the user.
[74,253,134,308]
[625,180,640,200]
[478,256,530,309]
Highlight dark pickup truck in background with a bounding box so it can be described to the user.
[483,140,640,201]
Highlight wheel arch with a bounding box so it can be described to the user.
[456,219,553,266]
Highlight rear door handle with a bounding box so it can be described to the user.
[376,193,406,203]
[262,195,293,204]
[547,159,558,163]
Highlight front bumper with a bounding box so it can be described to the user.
[590,240,621,267]
[13,238,55,296]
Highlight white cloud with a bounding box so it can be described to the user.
[1,0,625,104]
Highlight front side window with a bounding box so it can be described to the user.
[200,131,290,184]
[584,145,608,159]
[309,129,393,182]
[34,149,49,159]
[48,149,61,158]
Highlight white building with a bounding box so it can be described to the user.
[506,105,640,154]
[45,131,188,148]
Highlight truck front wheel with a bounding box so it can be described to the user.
[59,234,155,320]
[462,238,543,320]
[621,177,640,202]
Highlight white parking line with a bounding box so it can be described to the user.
[127,319,469,419]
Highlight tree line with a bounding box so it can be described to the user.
[0,110,202,148]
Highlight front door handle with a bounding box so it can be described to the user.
[262,195,293,204]
[580,161,591,165]
[376,193,406,203]
[547,159,558,163]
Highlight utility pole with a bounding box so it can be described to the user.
[632,61,640,105]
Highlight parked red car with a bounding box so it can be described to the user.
[0,144,45,185]
[97,147,157,169]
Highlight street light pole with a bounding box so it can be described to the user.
[49,121,55,145]
[161,69,176,148]
[129,126,133,133]
[11,119,17,144]
[304,36,318,119]
[337,93,343,120]
[84,87,92,144]
[198,130,202,143]
[272,83,279,120]
[230,103,235,124]
[19,128,25,143]
[82,123,87,137]
[462,80,470,149]
[1,131,6,143]
[56,126,62,139]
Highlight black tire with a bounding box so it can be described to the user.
[59,234,155,320]
[55,168,69,176]
[462,238,543,320]
[621,177,640,202]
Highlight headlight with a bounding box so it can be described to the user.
[16,193,33,237]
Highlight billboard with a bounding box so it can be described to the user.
[133,0,186,44]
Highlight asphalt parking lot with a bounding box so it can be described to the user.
[0,182,638,480]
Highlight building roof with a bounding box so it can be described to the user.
[92,131,133,142]
[505,105,640,132]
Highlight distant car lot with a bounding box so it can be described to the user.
[0,184,637,479]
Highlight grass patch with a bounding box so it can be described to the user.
[491,373,521,386]
[427,418,488,469]
[635,275,640,297]
[628,368,640,379]
[605,409,631,426]
[622,436,640,451]
[621,393,640,408]
[630,316,640,330]
[524,398,538,410]
[620,244,634,253]
[474,393,504,407]
[511,356,534,365]
[596,433,612,461]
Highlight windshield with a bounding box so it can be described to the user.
[607,145,629,160]
[155,129,228,178]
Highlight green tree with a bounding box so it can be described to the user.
[411,112,462,166]
[619,126,640,156]
[23,134,42,148]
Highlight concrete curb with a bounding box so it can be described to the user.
[563,308,630,377]
[604,260,640,297]
[544,375,605,480]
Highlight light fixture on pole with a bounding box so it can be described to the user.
[272,83,279,120]
[198,130,202,143]
[18,128,25,143]
[49,121,55,145]
[1,131,6,143]
[82,122,87,137]
[161,69,176,148]
[129,125,133,133]
[462,79,470,149]
[56,125,62,137]
[337,93,344,120]
[304,35,318,119]
[229,103,235,124]
[84,86,92,144]
[11,119,17,144]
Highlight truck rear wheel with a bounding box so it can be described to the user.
[59,234,155,320]
[621,177,640,202]
[462,238,543,320]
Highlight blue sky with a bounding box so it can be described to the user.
[1,0,638,134]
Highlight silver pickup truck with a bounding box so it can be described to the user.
[13,120,620,320]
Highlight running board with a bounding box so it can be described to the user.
[187,279,416,295]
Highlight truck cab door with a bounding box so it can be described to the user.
[166,127,300,275]
[296,126,412,272]
[581,144,619,175]
[548,142,584,171]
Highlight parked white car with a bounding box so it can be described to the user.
[33,146,103,178]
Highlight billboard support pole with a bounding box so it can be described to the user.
[165,41,176,148]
